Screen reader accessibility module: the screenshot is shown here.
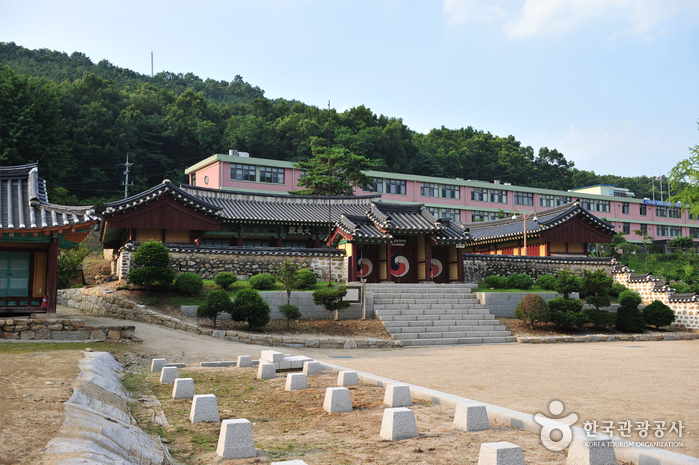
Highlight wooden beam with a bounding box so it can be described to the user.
[46,238,58,314]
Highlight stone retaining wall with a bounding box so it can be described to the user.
[463,254,617,282]
[475,292,562,318]
[1,316,136,342]
[58,287,399,349]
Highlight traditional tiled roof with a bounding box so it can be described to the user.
[337,214,391,240]
[178,184,380,225]
[0,163,97,231]
[165,244,343,257]
[465,201,616,243]
[669,293,699,303]
[104,180,224,218]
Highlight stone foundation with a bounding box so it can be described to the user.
[463,254,617,282]
[1,316,136,342]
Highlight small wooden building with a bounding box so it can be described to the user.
[462,201,615,256]
[0,164,98,314]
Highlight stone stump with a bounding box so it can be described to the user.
[257,362,276,380]
[172,378,195,399]
[323,387,352,413]
[303,361,321,375]
[285,373,308,391]
[453,403,491,432]
[151,358,166,372]
[337,370,358,387]
[216,418,256,459]
[566,439,617,465]
[159,366,179,384]
[383,384,412,407]
[477,442,525,465]
[237,355,253,368]
[380,407,419,441]
[190,394,220,423]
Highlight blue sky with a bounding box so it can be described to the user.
[2,0,698,178]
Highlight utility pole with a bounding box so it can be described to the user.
[122,153,133,199]
[327,100,333,286]
[151,51,154,77]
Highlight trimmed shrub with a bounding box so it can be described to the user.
[214,272,237,290]
[483,276,507,289]
[507,273,533,290]
[581,269,613,310]
[312,288,350,330]
[175,272,203,295]
[642,300,676,329]
[230,288,271,328]
[515,294,549,328]
[536,275,556,291]
[197,289,233,327]
[585,309,616,329]
[554,271,578,299]
[548,297,586,328]
[575,276,589,299]
[547,297,584,314]
[249,273,277,290]
[610,283,627,298]
[295,269,318,289]
[616,290,645,333]
[128,241,175,294]
[278,303,302,330]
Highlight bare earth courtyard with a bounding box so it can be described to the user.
[1,307,697,462]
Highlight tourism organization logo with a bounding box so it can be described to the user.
[535,400,578,451]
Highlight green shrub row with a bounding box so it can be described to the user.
[196,288,271,329]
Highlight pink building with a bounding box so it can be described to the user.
[185,152,699,247]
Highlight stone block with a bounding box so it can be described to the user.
[237,355,253,368]
[51,330,88,341]
[159,366,179,384]
[477,441,525,465]
[257,362,276,380]
[380,407,419,441]
[166,363,186,368]
[190,394,220,423]
[453,403,490,431]
[172,378,195,399]
[383,384,412,408]
[199,361,236,367]
[271,461,308,465]
[323,387,352,413]
[337,370,359,387]
[285,373,308,391]
[303,361,322,376]
[151,358,166,372]
[260,350,285,362]
[566,439,617,465]
[216,418,256,459]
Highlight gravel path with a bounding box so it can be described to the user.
[58,306,699,457]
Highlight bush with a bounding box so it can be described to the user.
[547,297,584,314]
[128,241,175,294]
[214,272,237,290]
[57,242,92,289]
[554,271,578,299]
[175,272,203,295]
[312,287,350,330]
[574,277,588,299]
[581,269,613,310]
[295,269,318,289]
[483,276,507,289]
[643,300,676,329]
[197,289,233,327]
[610,283,627,298]
[278,303,302,330]
[585,309,616,329]
[515,294,549,328]
[616,290,645,333]
[536,275,556,291]
[548,297,586,328]
[230,288,271,328]
[249,273,277,290]
[507,273,533,290]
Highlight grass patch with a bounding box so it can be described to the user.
[0,341,131,354]
[475,284,551,293]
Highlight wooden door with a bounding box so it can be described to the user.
[430,248,449,283]
[390,248,417,283]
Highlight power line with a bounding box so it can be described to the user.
[121,152,134,199]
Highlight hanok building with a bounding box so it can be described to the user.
[462,200,616,256]
[0,164,98,314]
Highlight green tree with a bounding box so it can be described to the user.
[293,146,378,196]
[197,289,233,328]
[127,241,175,294]
[56,242,92,289]
[582,269,613,311]
[669,142,699,218]
[633,229,656,272]
[275,259,302,329]
[230,288,271,328]
[312,287,350,330]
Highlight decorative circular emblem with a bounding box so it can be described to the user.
[357,257,373,277]
[431,258,443,278]
[390,253,410,277]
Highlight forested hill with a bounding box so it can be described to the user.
[0,42,657,204]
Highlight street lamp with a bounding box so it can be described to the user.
[511,210,538,256]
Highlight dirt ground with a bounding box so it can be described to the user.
[0,351,81,465]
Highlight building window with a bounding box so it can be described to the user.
[231,163,256,181]
[596,200,610,213]
[540,194,555,208]
[613,191,624,197]
[471,210,499,222]
[385,179,406,195]
[243,240,269,248]
[427,206,439,217]
[581,199,593,210]
[260,166,285,184]
[622,223,630,234]
[490,189,507,203]
[656,207,667,217]
[365,178,383,193]
[299,170,307,178]
[640,224,648,234]
[556,196,571,206]
[191,173,196,186]
[622,202,629,214]
[640,204,647,216]
[657,225,682,237]
[690,227,699,239]
[421,182,438,197]
[514,192,533,206]
[283,240,307,249]
[471,187,487,202]
[668,208,682,219]
[442,209,460,222]
[442,185,460,199]
[201,238,231,247]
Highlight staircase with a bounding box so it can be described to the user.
[369,283,515,346]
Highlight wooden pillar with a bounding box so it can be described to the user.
[425,239,433,282]
[417,236,426,282]
[348,243,357,283]
[381,242,392,282]
[456,247,464,283]
[237,228,244,246]
[46,238,58,314]
[314,235,320,249]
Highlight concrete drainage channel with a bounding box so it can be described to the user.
[48,351,699,465]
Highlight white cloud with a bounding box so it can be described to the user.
[503,0,699,40]
[442,0,508,26]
